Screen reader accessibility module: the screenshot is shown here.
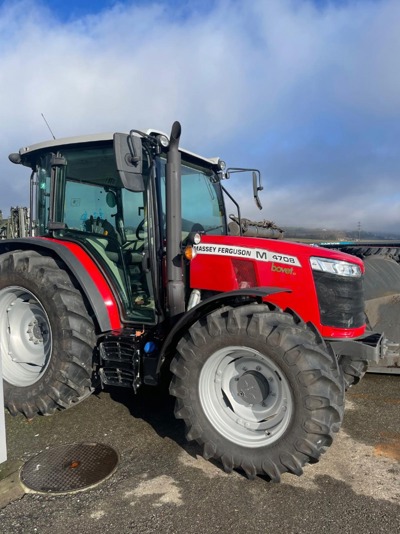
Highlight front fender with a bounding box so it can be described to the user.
[154,286,290,378]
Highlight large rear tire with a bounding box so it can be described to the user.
[0,250,96,418]
[170,304,344,481]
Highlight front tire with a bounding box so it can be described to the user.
[0,250,96,418]
[170,304,344,481]
[339,354,368,390]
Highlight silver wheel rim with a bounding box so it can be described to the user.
[199,346,293,447]
[0,286,52,387]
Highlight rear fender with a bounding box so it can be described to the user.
[0,238,121,332]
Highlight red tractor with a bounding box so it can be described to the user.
[0,122,384,480]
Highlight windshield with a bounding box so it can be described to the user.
[158,157,226,237]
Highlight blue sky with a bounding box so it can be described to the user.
[32,0,118,19]
[0,0,399,233]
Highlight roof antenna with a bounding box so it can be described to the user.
[41,113,56,139]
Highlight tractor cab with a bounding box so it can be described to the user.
[11,130,232,324]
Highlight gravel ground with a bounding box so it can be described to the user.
[0,374,399,534]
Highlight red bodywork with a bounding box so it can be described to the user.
[40,238,122,330]
[190,235,365,339]
[36,235,364,340]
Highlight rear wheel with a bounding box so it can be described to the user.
[170,304,344,481]
[0,250,96,418]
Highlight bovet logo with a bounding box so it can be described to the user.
[271,263,295,275]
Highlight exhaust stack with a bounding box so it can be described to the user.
[166,121,185,316]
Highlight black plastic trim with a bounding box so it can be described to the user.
[313,271,365,329]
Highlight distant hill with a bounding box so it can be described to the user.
[282,226,400,242]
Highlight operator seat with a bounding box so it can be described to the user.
[83,216,123,266]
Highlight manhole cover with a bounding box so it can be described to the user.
[20,442,119,494]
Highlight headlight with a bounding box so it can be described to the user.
[157,134,169,148]
[310,256,362,277]
[218,159,226,171]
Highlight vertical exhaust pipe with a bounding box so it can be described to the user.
[166,121,185,316]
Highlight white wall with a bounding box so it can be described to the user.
[0,360,7,463]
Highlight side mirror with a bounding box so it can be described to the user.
[114,132,145,192]
[253,170,263,210]
[8,153,21,165]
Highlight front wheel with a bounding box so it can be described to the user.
[338,354,368,390]
[170,304,344,481]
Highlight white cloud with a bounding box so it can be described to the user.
[0,0,399,232]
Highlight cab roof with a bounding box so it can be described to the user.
[17,130,222,169]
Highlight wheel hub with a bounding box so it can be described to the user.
[27,319,47,344]
[235,371,270,405]
[199,346,294,448]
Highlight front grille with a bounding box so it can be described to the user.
[313,271,365,329]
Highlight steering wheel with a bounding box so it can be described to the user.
[136,219,145,240]
[191,223,205,233]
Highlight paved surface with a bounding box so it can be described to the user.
[0,374,399,534]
